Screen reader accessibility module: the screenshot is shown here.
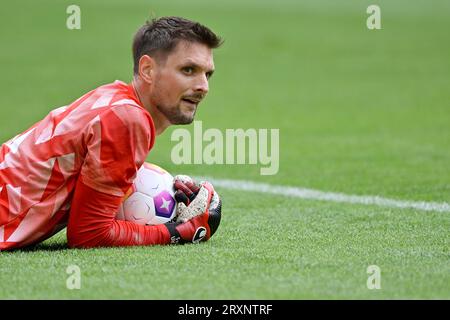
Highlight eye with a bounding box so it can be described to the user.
[182,67,194,75]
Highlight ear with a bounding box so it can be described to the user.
[138,55,155,84]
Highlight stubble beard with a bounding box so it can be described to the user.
[156,102,196,125]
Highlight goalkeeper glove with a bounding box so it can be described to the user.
[164,176,222,244]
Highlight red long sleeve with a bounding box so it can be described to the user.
[67,177,171,248]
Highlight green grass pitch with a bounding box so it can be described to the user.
[0,0,449,299]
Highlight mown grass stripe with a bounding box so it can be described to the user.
[198,177,450,213]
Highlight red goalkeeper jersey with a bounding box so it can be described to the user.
[0,80,171,250]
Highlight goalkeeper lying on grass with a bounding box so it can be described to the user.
[0,17,222,250]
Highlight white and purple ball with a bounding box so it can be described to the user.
[116,162,176,225]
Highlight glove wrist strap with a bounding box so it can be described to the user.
[164,222,186,245]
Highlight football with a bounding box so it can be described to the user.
[116,162,177,225]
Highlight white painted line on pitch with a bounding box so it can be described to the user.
[196,177,450,213]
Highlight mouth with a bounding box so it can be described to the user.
[181,97,200,108]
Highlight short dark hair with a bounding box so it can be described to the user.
[132,16,223,74]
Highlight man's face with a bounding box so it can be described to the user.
[149,40,215,125]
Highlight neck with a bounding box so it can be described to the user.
[131,77,171,136]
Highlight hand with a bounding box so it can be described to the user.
[173,175,220,223]
[164,175,222,244]
[173,174,200,207]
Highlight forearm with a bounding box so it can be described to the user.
[67,178,171,248]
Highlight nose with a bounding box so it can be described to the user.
[194,74,209,95]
